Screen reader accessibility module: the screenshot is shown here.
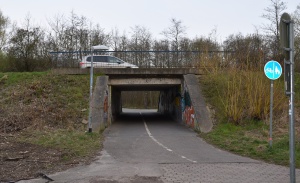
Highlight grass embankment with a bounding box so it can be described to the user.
[0,72,102,161]
[1,70,299,167]
[199,69,300,167]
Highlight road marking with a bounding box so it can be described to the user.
[140,112,197,163]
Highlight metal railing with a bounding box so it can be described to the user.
[49,50,233,69]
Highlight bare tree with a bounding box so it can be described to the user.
[8,15,48,71]
[129,25,152,50]
[47,11,110,67]
[294,4,300,36]
[223,33,266,69]
[110,28,130,59]
[0,9,9,51]
[292,4,300,69]
[90,24,110,48]
[162,18,186,51]
[128,25,152,67]
[48,12,94,53]
[161,18,187,67]
[119,32,129,51]
[47,13,68,52]
[153,39,170,68]
[111,27,120,51]
[261,0,287,57]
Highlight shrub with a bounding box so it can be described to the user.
[0,52,10,72]
[200,68,287,125]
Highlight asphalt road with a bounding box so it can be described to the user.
[19,109,300,183]
[105,109,256,164]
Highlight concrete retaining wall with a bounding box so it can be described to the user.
[91,76,109,132]
[183,74,212,133]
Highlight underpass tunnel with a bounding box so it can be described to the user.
[92,74,212,133]
[109,83,182,123]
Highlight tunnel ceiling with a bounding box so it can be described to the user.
[112,84,180,91]
[109,77,182,91]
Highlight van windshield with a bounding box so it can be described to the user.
[108,57,123,63]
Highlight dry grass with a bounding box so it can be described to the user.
[0,72,90,133]
[199,54,287,125]
[0,72,104,181]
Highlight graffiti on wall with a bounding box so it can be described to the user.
[184,106,195,128]
[182,85,196,128]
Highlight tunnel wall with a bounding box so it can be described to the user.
[157,74,213,133]
[158,86,182,123]
[91,76,122,132]
[182,74,212,133]
[110,88,122,122]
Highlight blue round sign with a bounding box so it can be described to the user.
[264,60,282,80]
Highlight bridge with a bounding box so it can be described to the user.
[52,68,213,133]
[49,50,223,133]
[39,51,299,183]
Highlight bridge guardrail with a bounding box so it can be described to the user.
[49,50,233,69]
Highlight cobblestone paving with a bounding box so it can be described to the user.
[161,162,300,183]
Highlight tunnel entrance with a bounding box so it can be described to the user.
[110,82,182,124]
[91,73,212,132]
[119,90,176,125]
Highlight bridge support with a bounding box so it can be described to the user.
[90,74,212,133]
[90,76,109,131]
[182,74,213,132]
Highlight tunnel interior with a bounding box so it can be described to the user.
[110,82,183,123]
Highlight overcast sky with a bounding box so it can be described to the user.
[0,0,299,42]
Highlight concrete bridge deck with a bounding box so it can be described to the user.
[51,68,205,76]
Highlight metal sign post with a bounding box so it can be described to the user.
[264,60,282,148]
[269,80,273,147]
[288,20,295,183]
[88,47,94,133]
[280,13,295,183]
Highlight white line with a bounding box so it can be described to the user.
[140,112,197,163]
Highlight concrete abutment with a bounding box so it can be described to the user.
[91,74,212,133]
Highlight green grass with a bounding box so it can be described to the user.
[199,71,300,167]
[0,72,47,86]
[200,122,300,167]
[18,130,103,161]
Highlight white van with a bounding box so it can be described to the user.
[79,55,138,68]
